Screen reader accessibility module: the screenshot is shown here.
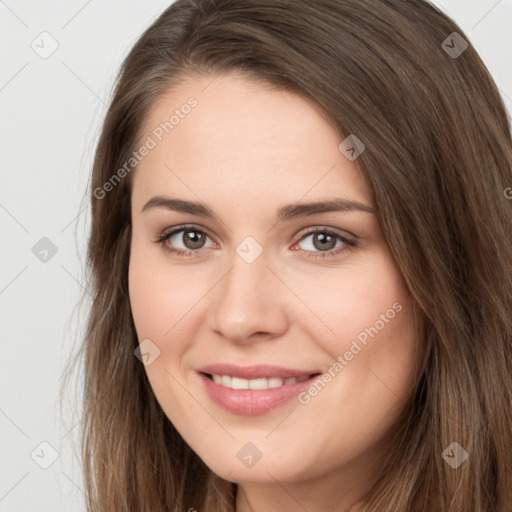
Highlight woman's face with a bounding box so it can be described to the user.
[129,71,420,505]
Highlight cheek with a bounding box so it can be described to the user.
[128,240,217,417]
[339,257,417,380]
[296,253,418,428]
[289,252,412,352]
[128,248,205,429]
[128,240,206,345]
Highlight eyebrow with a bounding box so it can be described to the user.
[141,196,375,223]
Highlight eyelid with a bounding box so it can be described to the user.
[295,224,356,241]
[157,222,210,237]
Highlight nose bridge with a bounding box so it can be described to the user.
[210,242,286,341]
[219,246,270,317]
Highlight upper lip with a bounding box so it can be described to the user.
[197,363,320,380]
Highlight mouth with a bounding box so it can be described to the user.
[196,364,322,415]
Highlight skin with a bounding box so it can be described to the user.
[128,71,421,511]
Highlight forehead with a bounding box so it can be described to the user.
[132,72,371,209]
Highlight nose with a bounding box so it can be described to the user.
[208,245,289,345]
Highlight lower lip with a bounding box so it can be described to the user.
[198,373,320,415]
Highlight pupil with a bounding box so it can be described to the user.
[185,231,204,249]
[315,233,335,251]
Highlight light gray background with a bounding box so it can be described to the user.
[1,1,511,510]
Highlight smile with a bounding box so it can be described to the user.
[196,364,322,415]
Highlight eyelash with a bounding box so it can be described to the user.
[154,224,357,260]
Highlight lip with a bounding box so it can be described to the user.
[196,364,322,416]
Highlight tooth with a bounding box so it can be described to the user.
[248,378,268,390]
[231,377,249,389]
[267,377,284,388]
[211,374,309,389]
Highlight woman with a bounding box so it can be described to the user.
[65,0,512,510]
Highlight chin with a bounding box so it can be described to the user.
[197,444,316,484]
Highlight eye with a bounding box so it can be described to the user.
[154,224,357,259]
[155,224,215,257]
[292,227,357,260]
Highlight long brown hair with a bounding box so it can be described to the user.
[61,0,512,510]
